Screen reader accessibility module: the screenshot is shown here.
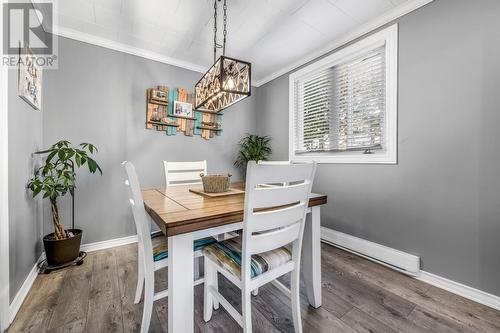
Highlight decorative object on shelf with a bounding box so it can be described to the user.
[147,86,170,131]
[234,134,272,177]
[18,45,43,110]
[194,0,251,113]
[173,88,194,135]
[173,101,193,117]
[149,88,169,105]
[196,112,222,139]
[199,173,232,193]
[146,86,223,139]
[27,140,102,271]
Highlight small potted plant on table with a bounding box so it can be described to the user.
[27,140,102,267]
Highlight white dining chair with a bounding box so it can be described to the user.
[163,160,209,279]
[122,161,217,333]
[202,160,317,333]
[163,160,207,187]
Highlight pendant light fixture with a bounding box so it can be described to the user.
[195,0,251,113]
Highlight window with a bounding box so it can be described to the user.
[289,25,398,164]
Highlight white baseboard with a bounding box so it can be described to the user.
[8,234,138,325]
[418,271,500,311]
[321,227,500,311]
[9,254,43,324]
[80,234,138,253]
[321,227,420,276]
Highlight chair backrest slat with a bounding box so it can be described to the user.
[247,222,302,255]
[249,202,306,233]
[167,171,204,182]
[241,161,316,279]
[252,182,310,209]
[164,160,207,186]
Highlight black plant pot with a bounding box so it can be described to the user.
[43,229,82,266]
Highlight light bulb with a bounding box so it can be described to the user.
[224,77,236,90]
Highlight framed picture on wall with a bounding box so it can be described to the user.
[18,46,43,110]
[173,101,193,118]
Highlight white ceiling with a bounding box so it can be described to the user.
[45,0,415,85]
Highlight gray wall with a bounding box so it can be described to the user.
[7,1,46,302]
[42,37,257,244]
[8,68,44,302]
[256,0,500,296]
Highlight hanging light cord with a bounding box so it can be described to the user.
[213,0,228,62]
[222,0,227,56]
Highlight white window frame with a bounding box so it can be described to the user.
[289,24,398,164]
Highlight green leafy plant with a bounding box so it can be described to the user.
[234,134,272,173]
[27,140,102,240]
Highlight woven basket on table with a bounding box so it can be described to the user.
[200,173,232,193]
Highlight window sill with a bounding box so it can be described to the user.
[291,151,397,164]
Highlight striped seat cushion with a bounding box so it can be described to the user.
[151,231,217,262]
[202,236,292,278]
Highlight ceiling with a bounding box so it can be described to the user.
[43,0,416,85]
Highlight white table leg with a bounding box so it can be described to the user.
[168,232,194,333]
[302,205,322,308]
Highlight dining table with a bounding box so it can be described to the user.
[142,182,327,333]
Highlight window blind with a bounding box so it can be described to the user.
[294,46,386,154]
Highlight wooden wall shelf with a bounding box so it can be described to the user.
[148,121,179,127]
[149,100,168,106]
[169,115,196,120]
[197,126,222,131]
[146,86,223,140]
[197,110,222,115]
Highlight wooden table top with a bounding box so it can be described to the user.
[142,182,327,237]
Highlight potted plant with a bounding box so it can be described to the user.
[234,134,272,176]
[27,140,102,266]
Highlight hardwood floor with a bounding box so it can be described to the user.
[7,243,500,333]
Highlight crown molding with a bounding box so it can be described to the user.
[253,0,434,87]
[52,26,207,74]
[32,0,433,86]
[30,0,206,74]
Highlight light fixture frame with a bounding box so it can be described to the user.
[195,55,252,113]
